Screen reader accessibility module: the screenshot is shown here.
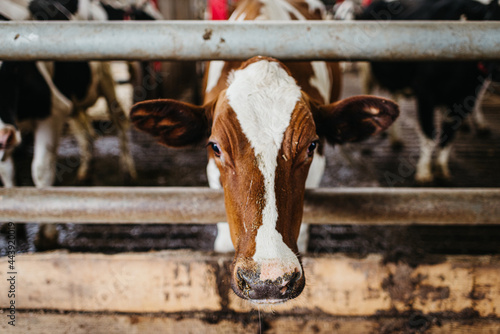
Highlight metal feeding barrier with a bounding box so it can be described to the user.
[1,20,500,332]
[0,21,499,61]
[0,20,499,225]
[0,187,499,224]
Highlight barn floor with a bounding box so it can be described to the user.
[1,63,500,258]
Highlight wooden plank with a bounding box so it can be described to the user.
[229,255,500,317]
[0,312,259,334]
[1,312,500,334]
[0,251,499,317]
[0,250,222,313]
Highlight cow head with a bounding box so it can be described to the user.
[131,57,399,304]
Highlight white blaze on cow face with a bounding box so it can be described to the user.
[226,59,302,279]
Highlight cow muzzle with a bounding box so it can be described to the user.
[231,258,305,304]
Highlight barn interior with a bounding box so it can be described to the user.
[1,0,500,333]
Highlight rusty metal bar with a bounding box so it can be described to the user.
[1,21,499,61]
[0,187,498,224]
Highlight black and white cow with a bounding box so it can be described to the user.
[0,0,73,187]
[29,0,162,182]
[358,0,500,183]
[0,0,162,188]
[0,0,160,248]
[0,0,31,20]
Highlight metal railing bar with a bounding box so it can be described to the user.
[0,187,498,224]
[1,21,499,61]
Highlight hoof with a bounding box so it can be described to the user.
[476,127,492,139]
[459,123,471,133]
[390,140,405,152]
[34,224,60,251]
[434,176,454,187]
[415,171,434,185]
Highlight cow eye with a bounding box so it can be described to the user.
[208,142,222,157]
[307,141,319,156]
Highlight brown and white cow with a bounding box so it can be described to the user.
[131,0,399,304]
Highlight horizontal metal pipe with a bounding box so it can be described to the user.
[0,21,499,61]
[0,187,498,225]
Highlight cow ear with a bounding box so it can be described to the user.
[313,95,399,145]
[130,99,212,147]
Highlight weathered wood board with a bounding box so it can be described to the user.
[1,250,499,318]
[1,312,500,334]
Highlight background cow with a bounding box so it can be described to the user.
[0,0,161,248]
[0,0,72,188]
[131,0,399,304]
[357,0,500,184]
[0,0,144,188]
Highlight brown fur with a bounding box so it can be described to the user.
[130,0,399,304]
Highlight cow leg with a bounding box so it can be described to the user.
[435,105,467,181]
[416,134,436,184]
[34,223,59,250]
[415,99,436,183]
[305,151,325,189]
[98,62,137,180]
[386,94,404,149]
[32,115,65,250]
[69,108,95,181]
[298,151,327,253]
[471,77,491,136]
[32,62,68,187]
[29,62,71,250]
[207,158,235,252]
[0,155,15,187]
[436,145,452,181]
[32,115,64,187]
[214,222,234,253]
[359,62,375,96]
[360,63,404,149]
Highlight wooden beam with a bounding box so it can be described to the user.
[2,312,500,334]
[1,251,499,317]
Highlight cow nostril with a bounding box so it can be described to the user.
[237,269,252,294]
[280,271,300,295]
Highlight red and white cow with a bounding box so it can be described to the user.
[131,0,399,304]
